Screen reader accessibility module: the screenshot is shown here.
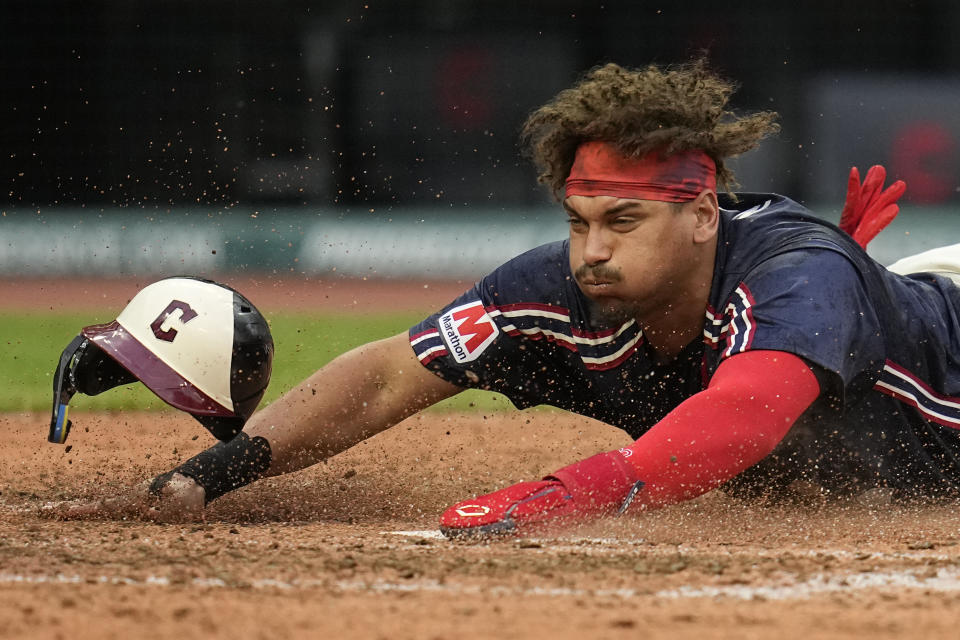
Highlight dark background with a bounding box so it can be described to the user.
[5,0,960,209]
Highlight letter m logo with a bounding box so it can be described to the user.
[439,300,499,363]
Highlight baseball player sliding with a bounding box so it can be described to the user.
[54,60,960,536]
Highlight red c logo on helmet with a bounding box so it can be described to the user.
[150,300,199,342]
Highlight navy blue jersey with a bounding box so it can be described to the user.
[409,194,960,496]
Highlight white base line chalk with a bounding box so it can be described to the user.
[3,566,960,601]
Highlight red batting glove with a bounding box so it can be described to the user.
[439,450,643,538]
[838,165,907,248]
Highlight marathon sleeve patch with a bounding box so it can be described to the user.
[437,300,499,363]
[408,285,503,375]
[407,241,577,403]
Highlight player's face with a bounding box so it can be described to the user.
[564,193,716,324]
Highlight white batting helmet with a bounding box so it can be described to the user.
[49,277,273,444]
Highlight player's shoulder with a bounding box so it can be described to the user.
[497,239,569,271]
[719,193,821,225]
[478,239,573,305]
[719,193,854,261]
[713,192,874,296]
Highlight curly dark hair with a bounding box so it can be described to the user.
[520,59,780,198]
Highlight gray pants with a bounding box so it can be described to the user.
[888,243,960,285]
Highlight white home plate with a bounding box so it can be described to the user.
[389,529,445,539]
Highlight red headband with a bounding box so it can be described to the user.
[564,141,716,202]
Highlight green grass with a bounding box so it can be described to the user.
[1,310,511,415]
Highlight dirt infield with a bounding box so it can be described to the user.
[6,410,960,639]
[5,277,960,638]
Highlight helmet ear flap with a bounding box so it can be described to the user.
[72,340,138,396]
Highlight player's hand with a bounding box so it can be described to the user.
[439,450,643,538]
[46,473,206,523]
[839,165,907,248]
[440,479,577,537]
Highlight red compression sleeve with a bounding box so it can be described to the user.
[620,350,820,510]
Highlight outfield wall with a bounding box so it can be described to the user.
[1,205,957,279]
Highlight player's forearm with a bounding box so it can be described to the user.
[246,332,460,476]
[153,332,461,505]
[440,350,822,537]
[622,350,820,509]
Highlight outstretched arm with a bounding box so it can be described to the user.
[246,331,461,475]
[63,332,460,520]
[439,349,821,537]
[159,331,462,503]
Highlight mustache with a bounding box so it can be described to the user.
[574,264,623,282]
